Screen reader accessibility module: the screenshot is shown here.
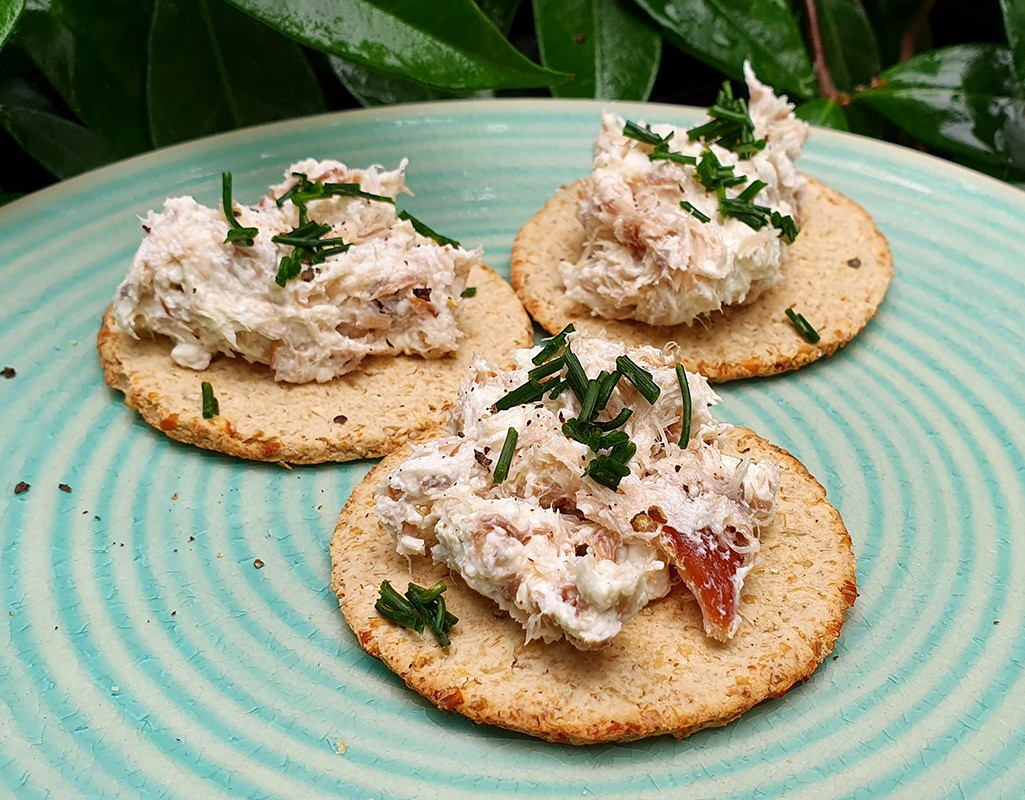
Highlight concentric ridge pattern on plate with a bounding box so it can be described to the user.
[1,100,1024,798]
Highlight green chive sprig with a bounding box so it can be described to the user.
[492,380,552,412]
[275,172,396,208]
[490,329,661,492]
[527,355,565,382]
[493,427,518,483]
[785,308,821,343]
[615,356,661,404]
[532,324,575,366]
[622,120,671,148]
[675,364,692,448]
[680,201,711,224]
[375,580,458,648]
[201,381,219,419]
[398,210,461,247]
[221,173,258,246]
[623,120,698,166]
[686,81,766,159]
[693,148,747,193]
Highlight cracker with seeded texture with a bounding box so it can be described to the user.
[510,178,891,381]
[97,263,533,464]
[330,426,857,744]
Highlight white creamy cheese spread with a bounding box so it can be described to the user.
[376,331,779,650]
[560,65,809,326]
[113,159,479,383]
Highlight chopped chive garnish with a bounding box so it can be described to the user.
[583,456,631,490]
[493,427,518,483]
[460,287,477,298]
[375,580,457,648]
[532,324,575,366]
[577,379,601,422]
[562,419,595,447]
[492,379,550,412]
[771,211,800,243]
[675,364,692,448]
[693,148,747,192]
[268,174,362,287]
[277,173,396,207]
[615,356,661,404]
[785,308,821,343]
[623,119,700,166]
[649,147,697,165]
[593,407,633,431]
[398,210,461,247]
[274,253,302,287]
[563,345,589,400]
[201,381,219,418]
[680,201,711,224]
[622,120,670,147]
[719,196,773,230]
[736,179,767,203]
[598,430,630,450]
[527,355,565,382]
[295,182,395,205]
[221,172,258,246]
[593,370,622,414]
[608,440,637,464]
[547,380,570,400]
[687,81,766,159]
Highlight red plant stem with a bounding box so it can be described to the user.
[901,0,938,62]
[803,0,842,101]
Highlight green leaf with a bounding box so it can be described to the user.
[477,0,522,31]
[14,1,152,157]
[633,0,816,98]
[856,45,1025,172]
[223,0,569,91]
[0,73,110,176]
[330,57,492,106]
[148,0,326,147]
[0,190,24,205]
[816,0,881,91]
[795,97,849,130]
[0,0,25,52]
[533,0,661,100]
[1000,0,1025,85]
[0,97,112,178]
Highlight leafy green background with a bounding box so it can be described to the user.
[1,0,1023,202]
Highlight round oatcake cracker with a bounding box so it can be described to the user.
[97,263,532,464]
[330,426,857,744]
[510,178,892,381]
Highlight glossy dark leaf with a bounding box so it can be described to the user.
[148,0,326,147]
[533,0,661,100]
[0,79,112,177]
[330,56,492,106]
[223,0,569,91]
[1000,0,1025,85]
[14,0,152,157]
[477,0,522,31]
[0,0,24,52]
[0,191,24,204]
[795,97,849,130]
[856,45,1025,171]
[633,0,816,98]
[816,0,881,91]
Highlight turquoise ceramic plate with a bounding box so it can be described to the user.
[2,100,1024,798]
